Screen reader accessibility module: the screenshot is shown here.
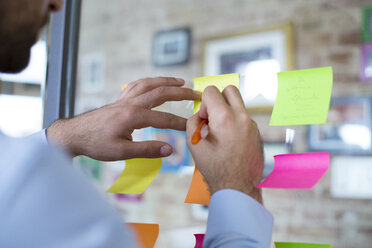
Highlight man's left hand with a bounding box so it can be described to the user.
[46,77,201,161]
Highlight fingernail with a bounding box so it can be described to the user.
[160,145,172,156]
[200,124,209,139]
[176,78,185,83]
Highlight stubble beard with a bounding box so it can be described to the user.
[0,40,32,73]
[0,13,48,73]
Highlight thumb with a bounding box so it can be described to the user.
[125,140,173,159]
[186,113,203,145]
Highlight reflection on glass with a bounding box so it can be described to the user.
[339,124,371,150]
[262,143,287,180]
[242,59,280,106]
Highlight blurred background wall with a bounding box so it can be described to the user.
[74,0,372,247]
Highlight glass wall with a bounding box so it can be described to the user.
[74,1,372,247]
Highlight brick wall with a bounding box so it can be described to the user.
[76,0,372,247]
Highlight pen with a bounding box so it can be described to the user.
[191,119,208,144]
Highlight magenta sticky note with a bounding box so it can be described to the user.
[194,234,205,248]
[256,152,330,189]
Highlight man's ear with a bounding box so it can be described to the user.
[48,0,63,12]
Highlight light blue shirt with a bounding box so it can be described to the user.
[0,131,273,248]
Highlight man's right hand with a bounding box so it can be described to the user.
[186,85,264,202]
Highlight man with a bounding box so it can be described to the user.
[0,0,273,247]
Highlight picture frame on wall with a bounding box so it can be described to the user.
[152,27,191,67]
[147,128,192,172]
[362,5,372,42]
[360,44,372,82]
[308,97,372,154]
[203,23,294,110]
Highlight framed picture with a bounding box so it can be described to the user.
[308,97,372,154]
[203,23,294,109]
[360,44,372,81]
[152,27,191,67]
[145,128,192,172]
[362,5,372,42]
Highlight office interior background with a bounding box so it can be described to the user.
[1,0,372,247]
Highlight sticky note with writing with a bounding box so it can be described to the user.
[186,73,239,205]
[270,67,333,126]
[194,234,205,248]
[193,73,240,113]
[107,158,162,194]
[256,152,330,189]
[128,223,159,248]
[275,242,331,248]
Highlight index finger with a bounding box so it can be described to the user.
[134,86,201,109]
[129,107,187,131]
[125,77,185,98]
[198,86,230,120]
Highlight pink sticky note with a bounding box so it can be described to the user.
[194,234,205,248]
[257,152,330,189]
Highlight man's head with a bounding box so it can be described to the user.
[0,0,63,73]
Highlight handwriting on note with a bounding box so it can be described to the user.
[256,152,330,189]
[270,67,333,126]
[107,158,162,194]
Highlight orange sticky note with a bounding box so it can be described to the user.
[185,167,210,205]
[122,84,128,91]
[128,223,159,248]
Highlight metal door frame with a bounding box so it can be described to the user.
[43,0,82,128]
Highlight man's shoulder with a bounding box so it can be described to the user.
[0,131,68,177]
[0,131,49,156]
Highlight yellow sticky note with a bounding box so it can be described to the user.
[107,158,162,194]
[193,73,240,113]
[270,67,333,126]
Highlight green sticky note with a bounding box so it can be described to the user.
[107,158,162,194]
[193,73,239,113]
[275,242,331,248]
[270,67,333,126]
